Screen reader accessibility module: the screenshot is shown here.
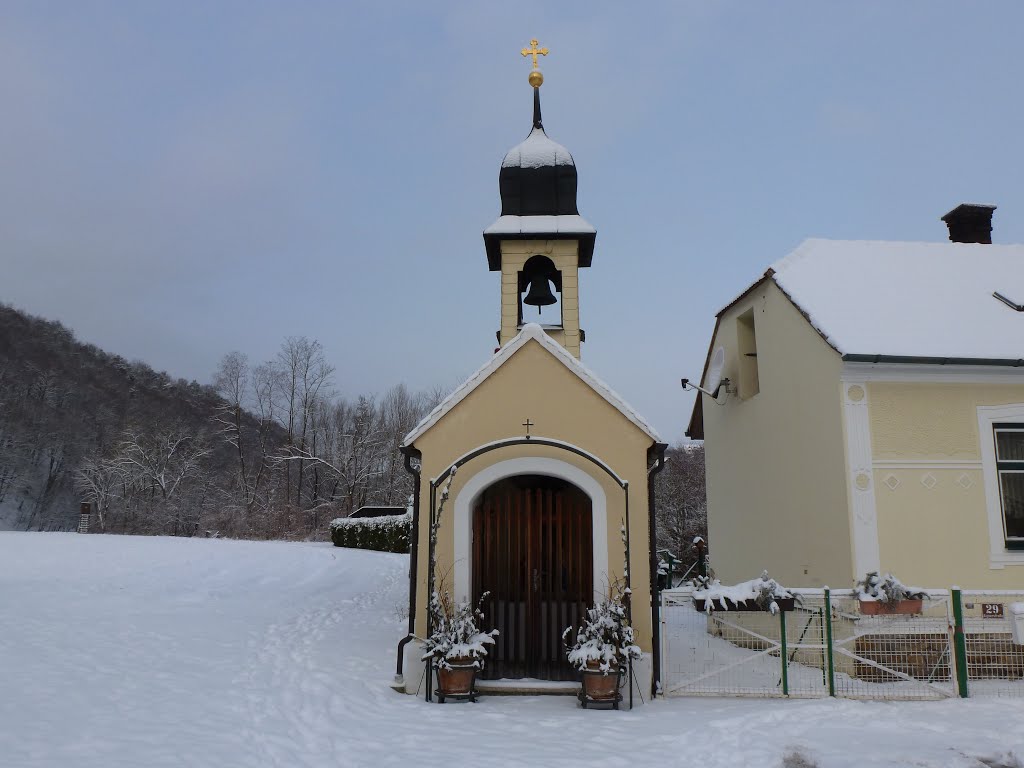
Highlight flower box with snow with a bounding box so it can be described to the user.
[562,590,641,709]
[692,571,797,615]
[421,591,498,703]
[855,572,926,616]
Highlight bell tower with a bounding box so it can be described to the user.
[482,40,596,359]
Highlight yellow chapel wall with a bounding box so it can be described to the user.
[867,381,1024,588]
[499,240,581,358]
[702,280,854,588]
[409,339,655,649]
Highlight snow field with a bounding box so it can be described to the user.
[1,533,1022,768]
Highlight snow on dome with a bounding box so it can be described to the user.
[502,127,574,169]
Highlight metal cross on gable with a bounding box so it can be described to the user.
[522,418,534,439]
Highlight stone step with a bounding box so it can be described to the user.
[476,679,581,696]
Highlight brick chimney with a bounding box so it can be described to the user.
[941,203,996,244]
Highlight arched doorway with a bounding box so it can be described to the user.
[472,475,593,681]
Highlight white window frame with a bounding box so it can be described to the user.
[978,404,1024,567]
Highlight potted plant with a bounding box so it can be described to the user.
[421,589,498,703]
[692,570,797,614]
[562,584,641,709]
[855,572,926,615]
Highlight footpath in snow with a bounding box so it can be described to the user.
[1,532,1022,768]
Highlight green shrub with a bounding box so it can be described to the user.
[330,512,411,553]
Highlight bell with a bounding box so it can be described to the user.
[523,276,557,307]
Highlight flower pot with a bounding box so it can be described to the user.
[694,596,796,613]
[436,656,477,697]
[859,598,923,616]
[581,660,620,701]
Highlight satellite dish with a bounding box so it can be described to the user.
[706,346,726,395]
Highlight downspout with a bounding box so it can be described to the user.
[394,445,422,686]
[647,441,668,698]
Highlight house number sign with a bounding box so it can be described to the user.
[982,603,1004,617]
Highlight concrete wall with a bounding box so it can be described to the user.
[499,239,581,357]
[702,280,853,588]
[409,339,656,658]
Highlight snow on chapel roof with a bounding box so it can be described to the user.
[403,323,662,446]
[762,238,1024,361]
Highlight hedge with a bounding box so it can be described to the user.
[329,512,412,553]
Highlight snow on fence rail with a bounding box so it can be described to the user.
[660,586,1024,701]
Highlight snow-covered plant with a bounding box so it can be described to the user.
[855,572,926,603]
[421,589,498,669]
[562,580,641,675]
[693,570,797,615]
[420,464,499,669]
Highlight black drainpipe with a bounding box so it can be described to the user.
[394,445,422,684]
[647,441,668,698]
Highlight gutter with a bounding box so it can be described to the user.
[393,445,422,686]
[646,441,669,699]
[842,354,1024,367]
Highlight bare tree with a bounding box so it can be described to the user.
[654,442,708,578]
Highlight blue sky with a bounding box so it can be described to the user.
[2,2,1022,441]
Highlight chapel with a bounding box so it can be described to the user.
[395,42,667,699]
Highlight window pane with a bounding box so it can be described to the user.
[999,471,1024,539]
[996,430,1024,462]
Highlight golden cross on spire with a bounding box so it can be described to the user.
[521,38,548,69]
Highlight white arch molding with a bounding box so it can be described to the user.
[452,457,609,604]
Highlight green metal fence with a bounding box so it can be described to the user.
[660,586,1024,700]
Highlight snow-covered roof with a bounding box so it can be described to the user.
[757,239,1024,361]
[403,323,662,446]
[483,215,596,236]
[501,127,574,169]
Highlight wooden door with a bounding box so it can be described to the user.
[472,475,592,681]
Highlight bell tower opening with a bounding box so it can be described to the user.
[519,254,562,327]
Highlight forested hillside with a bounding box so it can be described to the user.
[0,302,706,546]
[0,303,439,537]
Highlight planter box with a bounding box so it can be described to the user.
[434,656,479,703]
[693,596,796,613]
[858,598,923,616]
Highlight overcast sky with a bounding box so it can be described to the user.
[2,2,1023,442]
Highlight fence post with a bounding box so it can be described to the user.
[951,587,969,698]
[779,607,789,696]
[824,587,835,697]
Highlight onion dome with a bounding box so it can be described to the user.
[498,90,579,217]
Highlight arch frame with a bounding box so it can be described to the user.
[452,456,608,604]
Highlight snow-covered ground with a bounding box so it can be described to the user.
[2,533,1022,768]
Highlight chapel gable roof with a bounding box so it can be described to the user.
[403,323,662,446]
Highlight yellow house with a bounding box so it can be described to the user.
[688,204,1024,591]
[394,56,667,699]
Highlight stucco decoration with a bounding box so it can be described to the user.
[920,473,938,490]
[870,385,980,459]
[883,474,900,491]
[955,473,975,490]
[842,377,881,575]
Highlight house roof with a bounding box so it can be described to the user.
[403,323,662,446]
[687,238,1024,440]
[763,238,1024,362]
